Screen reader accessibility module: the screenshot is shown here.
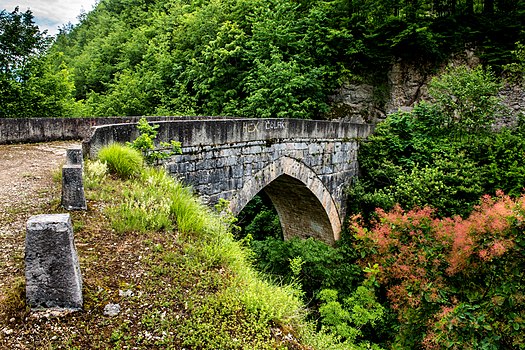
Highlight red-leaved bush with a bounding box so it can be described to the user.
[351,192,525,348]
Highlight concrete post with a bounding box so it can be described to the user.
[25,213,83,310]
[66,147,84,168]
[62,147,87,210]
[62,164,87,210]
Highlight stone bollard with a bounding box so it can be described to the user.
[66,148,84,168]
[25,213,83,310]
[62,147,87,210]
[62,164,87,210]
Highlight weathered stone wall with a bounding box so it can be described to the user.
[83,118,373,157]
[0,116,232,145]
[167,139,359,243]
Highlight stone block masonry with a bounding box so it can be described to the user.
[0,116,226,145]
[25,213,83,310]
[66,147,84,167]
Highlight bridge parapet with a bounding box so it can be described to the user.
[83,118,372,157]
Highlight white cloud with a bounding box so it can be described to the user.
[2,0,98,35]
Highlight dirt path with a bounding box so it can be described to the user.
[0,141,80,294]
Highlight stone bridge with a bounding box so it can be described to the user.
[83,118,374,244]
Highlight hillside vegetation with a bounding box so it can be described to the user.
[0,146,318,349]
[246,65,525,349]
[2,0,525,118]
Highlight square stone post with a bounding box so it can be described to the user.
[62,146,86,211]
[25,214,83,310]
[62,164,87,210]
[66,148,84,168]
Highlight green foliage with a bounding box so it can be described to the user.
[83,159,108,190]
[0,8,83,117]
[127,117,182,165]
[0,7,49,77]
[250,236,362,299]
[482,124,525,196]
[2,0,522,119]
[342,63,525,348]
[97,143,144,179]
[318,285,384,349]
[349,66,522,220]
[504,41,525,81]
[237,194,282,240]
[359,154,484,218]
[214,198,241,236]
[244,209,282,240]
[428,65,507,135]
[48,0,525,118]
[102,165,308,347]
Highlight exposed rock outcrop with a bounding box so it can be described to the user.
[328,47,523,125]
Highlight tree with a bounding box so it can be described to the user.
[428,65,507,135]
[0,7,49,78]
[0,7,82,117]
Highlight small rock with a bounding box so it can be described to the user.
[119,289,133,297]
[104,303,121,317]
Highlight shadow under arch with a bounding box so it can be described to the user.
[229,156,341,245]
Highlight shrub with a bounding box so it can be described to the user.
[97,143,144,179]
[428,65,507,135]
[318,285,385,349]
[250,236,362,299]
[351,192,525,348]
[127,118,182,165]
[349,90,523,221]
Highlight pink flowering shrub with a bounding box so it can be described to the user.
[351,192,525,348]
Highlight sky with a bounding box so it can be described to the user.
[2,0,98,36]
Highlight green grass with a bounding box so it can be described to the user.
[97,143,144,179]
[86,163,309,348]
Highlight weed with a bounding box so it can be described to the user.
[127,118,182,165]
[83,159,107,190]
[0,277,27,323]
[52,162,64,183]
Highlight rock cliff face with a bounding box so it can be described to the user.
[328,49,524,125]
[500,82,525,125]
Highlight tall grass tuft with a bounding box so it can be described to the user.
[97,143,144,179]
[0,277,27,323]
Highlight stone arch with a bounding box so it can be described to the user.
[229,156,341,244]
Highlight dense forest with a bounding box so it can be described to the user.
[2,0,525,348]
[1,0,525,119]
